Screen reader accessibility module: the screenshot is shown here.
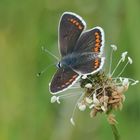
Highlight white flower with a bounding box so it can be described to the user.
[85,83,92,88]
[121,51,128,62]
[51,96,57,103]
[85,97,93,104]
[122,78,129,86]
[101,106,107,112]
[128,57,133,64]
[78,103,86,111]
[89,104,95,109]
[93,94,100,105]
[82,75,87,79]
[122,95,126,102]
[116,86,125,93]
[111,44,117,51]
[119,77,123,82]
[56,97,60,104]
[131,80,139,85]
[70,118,75,126]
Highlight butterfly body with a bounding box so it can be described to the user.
[59,52,99,72]
[50,12,105,94]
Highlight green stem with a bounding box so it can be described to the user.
[110,124,120,140]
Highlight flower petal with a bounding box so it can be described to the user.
[128,57,133,64]
[78,103,86,111]
[51,96,57,103]
[121,51,128,62]
[85,97,93,104]
[111,44,117,51]
[85,83,92,88]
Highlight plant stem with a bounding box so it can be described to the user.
[110,124,120,140]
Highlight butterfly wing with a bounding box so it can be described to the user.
[73,57,105,75]
[74,27,104,55]
[59,12,86,57]
[72,27,105,75]
[50,68,80,94]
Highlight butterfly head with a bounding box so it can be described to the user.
[56,57,72,69]
[56,61,67,69]
[56,62,62,68]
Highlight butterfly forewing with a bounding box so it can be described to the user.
[59,12,86,56]
[50,68,79,93]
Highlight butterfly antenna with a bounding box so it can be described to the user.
[41,46,59,61]
[37,63,56,77]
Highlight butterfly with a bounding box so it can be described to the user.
[50,12,105,94]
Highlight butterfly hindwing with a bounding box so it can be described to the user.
[74,27,104,55]
[73,57,105,75]
[59,12,86,56]
[50,67,80,93]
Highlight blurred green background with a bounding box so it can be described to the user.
[0,0,140,140]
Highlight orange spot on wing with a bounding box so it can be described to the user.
[69,18,83,30]
[61,85,65,88]
[96,35,100,39]
[96,39,100,43]
[65,82,70,85]
[73,20,76,24]
[94,47,99,52]
[95,32,99,36]
[95,43,100,47]
[94,59,100,69]
[69,79,74,83]
[63,74,78,88]
[93,32,101,53]
[72,75,77,79]
[78,25,83,30]
[76,22,79,26]
[70,19,74,22]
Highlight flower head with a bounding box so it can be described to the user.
[131,80,139,85]
[51,96,57,103]
[85,83,92,88]
[121,51,128,62]
[78,102,86,111]
[50,44,138,126]
[111,44,117,51]
[128,57,133,64]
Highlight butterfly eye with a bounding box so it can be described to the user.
[57,62,62,68]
